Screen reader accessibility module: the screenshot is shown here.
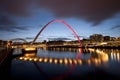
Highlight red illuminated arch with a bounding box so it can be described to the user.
[31,20,83,79]
[32,20,82,47]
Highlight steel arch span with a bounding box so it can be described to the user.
[10,38,27,43]
[32,20,82,46]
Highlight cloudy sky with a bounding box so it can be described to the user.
[0,0,120,42]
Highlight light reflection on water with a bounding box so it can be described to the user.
[11,48,120,80]
[17,48,120,66]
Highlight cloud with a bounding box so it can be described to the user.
[0,0,120,29]
[37,0,120,25]
[110,25,120,30]
[0,16,29,32]
[0,25,29,32]
[0,15,15,25]
[47,37,72,41]
[0,0,33,32]
[0,0,33,17]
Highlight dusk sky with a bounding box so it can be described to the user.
[0,0,120,42]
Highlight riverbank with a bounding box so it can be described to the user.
[47,45,120,49]
[0,47,5,51]
[0,48,13,80]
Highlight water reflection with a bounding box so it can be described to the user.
[10,48,120,80]
[16,48,120,66]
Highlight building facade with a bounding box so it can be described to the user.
[90,34,103,42]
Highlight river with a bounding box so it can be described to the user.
[3,48,120,80]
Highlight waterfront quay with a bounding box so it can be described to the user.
[0,47,13,80]
[11,40,120,50]
[0,48,13,66]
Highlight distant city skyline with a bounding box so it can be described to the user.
[0,0,120,42]
[0,33,119,43]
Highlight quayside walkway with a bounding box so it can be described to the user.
[0,48,13,65]
[0,48,13,80]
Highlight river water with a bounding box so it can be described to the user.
[6,48,120,80]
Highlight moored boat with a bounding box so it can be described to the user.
[22,47,37,53]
